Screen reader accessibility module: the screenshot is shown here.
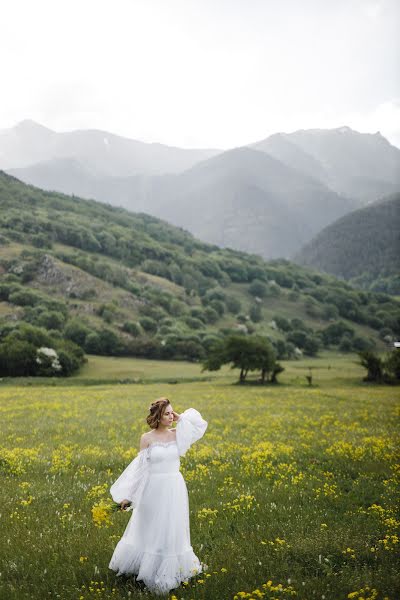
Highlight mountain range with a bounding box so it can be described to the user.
[3,120,400,260]
[0,119,219,175]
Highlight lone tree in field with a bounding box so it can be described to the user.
[358,349,400,384]
[202,334,283,383]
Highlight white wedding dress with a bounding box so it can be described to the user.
[109,408,208,596]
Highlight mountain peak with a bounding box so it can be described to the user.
[335,126,353,133]
[15,119,54,133]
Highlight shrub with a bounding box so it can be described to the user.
[9,289,40,307]
[273,316,291,332]
[339,335,353,352]
[352,336,373,352]
[122,321,141,337]
[37,311,66,331]
[64,320,91,348]
[0,339,37,376]
[84,332,101,354]
[290,318,307,331]
[184,317,204,330]
[249,279,267,298]
[189,308,207,323]
[203,307,219,324]
[209,300,225,317]
[139,316,158,334]
[321,321,355,346]
[249,304,262,323]
[225,297,242,314]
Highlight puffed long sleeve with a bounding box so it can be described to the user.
[110,448,150,506]
[175,408,208,457]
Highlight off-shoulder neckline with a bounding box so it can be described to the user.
[147,440,177,449]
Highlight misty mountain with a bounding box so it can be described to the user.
[8,144,358,259]
[295,192,400,285]
[99,146,357,259]
[0,119,220,176]
[5,122,399,260]
[252,126,400,203]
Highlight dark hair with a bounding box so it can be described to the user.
[146,397,170,429]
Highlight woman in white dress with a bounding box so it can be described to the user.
[109,397,208,596]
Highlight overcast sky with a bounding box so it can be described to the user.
[2,0,399,149]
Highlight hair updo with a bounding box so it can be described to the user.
[146,397,170,429]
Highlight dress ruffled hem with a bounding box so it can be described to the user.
[109,540,203,595]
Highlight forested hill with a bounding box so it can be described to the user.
[0,171,398,372]
[295,193,400,295]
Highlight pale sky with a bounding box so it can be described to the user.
[2,0,400,148]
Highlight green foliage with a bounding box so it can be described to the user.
[0,339,37,376]
[0,323,84,377]
[0,172,398,367]
[297,193,400,290]
[273,315,291,332]
[9,289,41,307]
[208,299,225,317]
[358,349,400,384]
[36,310,66,331]
[225,296,241,314]
[248,279,267,298]
[64,319,91,348]
[122,321,141,337]
[139,316,158,334]
[84,332,102,354]
[203,334,281,383]
[321,321,355,346]
[249,304,262,323]
[203,307,219,324]
[385,349,400,380]
[287,330,320,356]
[184,316,204,330]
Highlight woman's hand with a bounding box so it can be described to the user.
[120,499,131,510]
[172,410,180,422]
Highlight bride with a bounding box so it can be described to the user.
[109,397,208,596]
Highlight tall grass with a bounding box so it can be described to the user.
[0,357,398,599]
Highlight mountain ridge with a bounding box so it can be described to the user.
[4,121,400,260]
[295,192,400,294]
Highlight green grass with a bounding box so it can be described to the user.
[0,351,366,387]
[0,355,399,600]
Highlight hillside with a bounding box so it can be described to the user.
[145,147,357,258]
[10,146,357,259]
[0,171,398,375]
[295,193,400,294]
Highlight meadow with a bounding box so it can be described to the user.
[0,354,399,600]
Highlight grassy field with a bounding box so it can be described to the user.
[0,351,369,387]
[0,355,399,600]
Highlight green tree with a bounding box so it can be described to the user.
[225,296,242,314]
[122,321,141,337]
[249,304,262,323]
[0,339,37,376]
[358,351,383,382]
[384,350,400,381]
[64,319,90,348]
[203,335,280,383]
[139,316,158,333]
[248,279,267,298]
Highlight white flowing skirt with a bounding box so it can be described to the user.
[109,471,202,595]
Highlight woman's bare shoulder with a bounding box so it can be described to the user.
[139,431,152,449]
